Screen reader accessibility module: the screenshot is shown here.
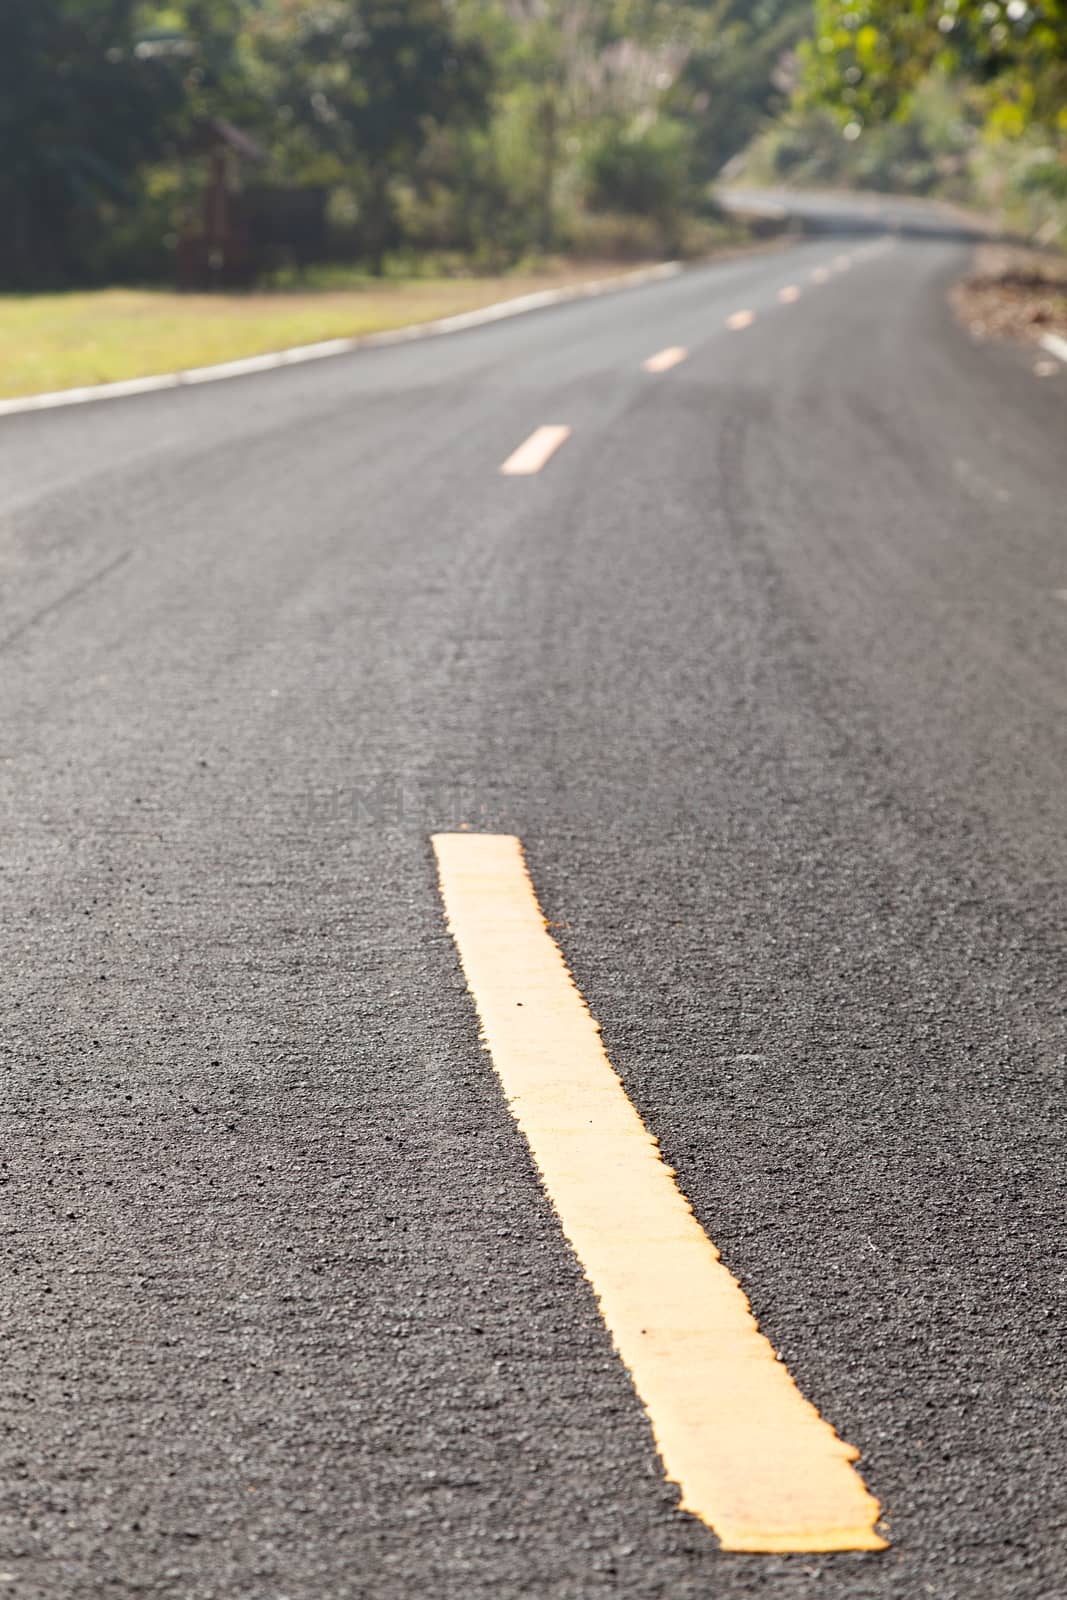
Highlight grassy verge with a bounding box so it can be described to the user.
[0,261,652,401]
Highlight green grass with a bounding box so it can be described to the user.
[0,263,638,400]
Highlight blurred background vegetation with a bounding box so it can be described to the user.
[2,0,1065,294]
[752,1,1067,245]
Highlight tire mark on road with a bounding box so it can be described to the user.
[0,550,132,655]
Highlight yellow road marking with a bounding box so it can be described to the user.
[726,309,755,331]
[811,266,831,284]
[834,254,852,272]
[432,833,887,1555]
[643,346,688,373]
[778,285,801,304]
[500,425,572,476]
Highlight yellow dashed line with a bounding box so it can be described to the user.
[643,346,688,373]
[433,833,887,1555]
[500,425,572,476]
[778,285,801,304]
[726,309,755,331]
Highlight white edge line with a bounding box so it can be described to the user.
[0,261,683,420]
[1039,332,1067,365]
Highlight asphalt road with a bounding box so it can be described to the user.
[718,186,1001,240]
[0,196,1064,1599]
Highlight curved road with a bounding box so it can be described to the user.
[0,196,1063,1598]
[718,185,1000,240]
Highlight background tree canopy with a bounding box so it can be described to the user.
[1,0,1064,289]
[789,2,1067,241]
[804,0,1067,139]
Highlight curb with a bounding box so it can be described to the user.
[0,261,682,420]
[1039,331,1067,365]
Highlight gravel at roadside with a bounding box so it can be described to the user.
[952,243,1067,348]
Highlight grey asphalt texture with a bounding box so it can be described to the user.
[0,195,1064,1600]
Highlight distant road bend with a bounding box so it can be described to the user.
[0,192,1063,1599]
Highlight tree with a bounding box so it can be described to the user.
[667,0,811,180]
[460,1,713,252]
[0,0,832,288]
[0,1,184,285]
[585,116,696,251]
[804,1,1067,142]
[255,0,491,272]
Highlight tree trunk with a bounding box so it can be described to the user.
[539,93,558,253]
[365,168,391,276]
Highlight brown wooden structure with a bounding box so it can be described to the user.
[176,118,266,290]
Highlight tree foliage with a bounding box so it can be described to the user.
[804,1,1067,140]
[255,0,492,268]
[669,0,810,176]
[0,1,184,284]
[0,0,809,287]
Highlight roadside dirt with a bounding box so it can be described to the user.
[952,243,1067,348]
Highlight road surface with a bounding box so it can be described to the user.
[0,195,1063,1598]
[718,185,1000,240]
